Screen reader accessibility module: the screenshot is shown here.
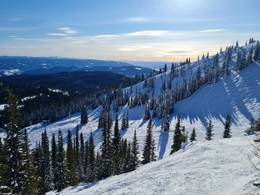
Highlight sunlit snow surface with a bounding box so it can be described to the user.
[47,136,260,195]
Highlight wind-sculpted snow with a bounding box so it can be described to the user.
[47,137,260,195]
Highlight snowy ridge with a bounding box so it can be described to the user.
[20,41,260,194]
[47,136,260,195]
[27,59,260,156]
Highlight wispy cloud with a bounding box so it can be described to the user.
[124,17,149,23]
[166,50,192,54]
[125,30,169,37]
[119,45,152,52]
[200,29,227,33]
[47,33,67,37]
[47,27,78,37]
[58,27,78,34]
[94,34,119,40]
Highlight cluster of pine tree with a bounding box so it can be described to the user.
[0,92,140,194]
[0,89,40,194]
[123,39,260,127]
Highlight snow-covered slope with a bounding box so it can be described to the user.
[27,62,260,156]
[47,136,260,195]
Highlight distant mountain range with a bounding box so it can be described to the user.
[0,56,153,77]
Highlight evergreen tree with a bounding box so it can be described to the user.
[86,131,95,182]
[100,117,113,178]
[4,89,24,193]
[245,118,255,135]
[142,118,156,164]
[223,115,232,138]
[80,107,88,124]
[66,130,77,185]
[124,142,132,172]
[190,128,196,142]
[40,130,52,192]
[143,105,151,121]
[121,110,129,130]
[79,132,85,180]
[21,129,40,194]
[162,113,170,131]
[83,139,88,178]
[119,139,127,173]
[74,127,80,183]
[32,143,42,192]
[56,130,66,191]
[206,119,213,140]
[112,114,121,175]
[0,138,7,187]
[170,118,182,154]
[181,126,188,144]
[151,139,156,161]
[130,130,139,170]
[51,134,58,189]
[95,151,102,180]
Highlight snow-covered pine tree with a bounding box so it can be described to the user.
[79,133,85,180]
[142,118,155,164]
[100,114,113,179]
[181,126,188,144]
[56,130,66,191]
[130,130,139,170]
[162,105,170,131]
[143,104,151,121]
[95,151,102,180]
[190,128,196,142]
[245,118,255,135]
[51,134,58,190]
[112,114,121,175]
[123,142,132,173]
[66,130,77,185]
[86,131,95,182]
[120,139,128,173]
[74,127,80,183]
[206,119,213,140]
[170,118,182,154]
[21,129,40,194]
[0,138,7,187]
[40,130,52,193]
[80,106,88,124]
[4,89,24,193]
[223,114,232,138]
[151,139,156,161]
[121,111,129,131]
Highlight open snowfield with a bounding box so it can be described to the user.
[47,136,260,195]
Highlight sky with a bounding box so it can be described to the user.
[0,0,260,62]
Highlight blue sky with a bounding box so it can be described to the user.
[0,0,260,61]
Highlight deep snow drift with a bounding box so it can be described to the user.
[47,136,260,195]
